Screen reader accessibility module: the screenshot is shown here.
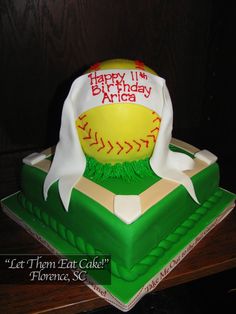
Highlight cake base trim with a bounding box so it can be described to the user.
[1,189,235,311]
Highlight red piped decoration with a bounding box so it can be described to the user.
[90,132,98,146]
[107,141,114,154]
[125,141,133,154]
[90,62,101,71]
[152,117,161,123]
[77,109,161,155]
[134,60,145,70]
[83,128,92,140]
[116,141,124,155]
[79,114,87,121]
[151,127,160,133]
[78,122,88,130]
[133,140,141,152]
[147,134,156,142]
[97,138,105,152]
[140,139,149,148]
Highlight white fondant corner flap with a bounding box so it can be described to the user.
[43,95,87,209]
[149,83,199,204]
[157,167,200,204]
[58,175,79,211]
[195,149,218,165]
[114,195,142,224]
[23,153,47,166]
[168,150,195,171]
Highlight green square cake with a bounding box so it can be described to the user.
[1,59,235,311]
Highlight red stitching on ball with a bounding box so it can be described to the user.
[78,122,88,130]
[153,117,161,123]
[152,112,161,124]
[124,141,133,154]
[83,128,91,140]
[147,134,156,142]
[140,139,149,148]
[90,63,101,71]
[116,141,124,155]
[151,127,159,133]
[97,137,105,152]
[79,114,87,121]
[107,141,114,154]
[77,111,161,155]
[90,132,98,146]
[133,140,141,152]
[135,60,145,70]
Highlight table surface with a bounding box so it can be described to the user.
[0,204,236,314]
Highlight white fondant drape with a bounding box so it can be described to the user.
[43,69,199,210]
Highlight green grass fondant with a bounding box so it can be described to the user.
[83,144,194,182]
[84,156,156,182]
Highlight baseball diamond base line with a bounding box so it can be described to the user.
[1,191,235,312]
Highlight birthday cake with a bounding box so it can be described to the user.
[1,59,235,311]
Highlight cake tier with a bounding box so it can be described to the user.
[2,141,235,306]
[2,187,235,306]
[20,146,220,272]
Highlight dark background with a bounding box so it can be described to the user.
[0,1,235,313]
[0,0,235,197]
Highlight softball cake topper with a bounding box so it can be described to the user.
[44,59,199,211]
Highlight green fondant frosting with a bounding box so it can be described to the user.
[20,145,221,272]
[17,188,228,282]
[2,142,235,304]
